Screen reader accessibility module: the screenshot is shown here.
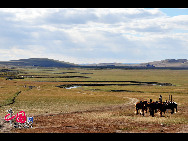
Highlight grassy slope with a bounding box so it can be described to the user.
[0,68,188,132]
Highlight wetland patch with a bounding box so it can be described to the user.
[110,90,144,93]
[56,81,174,89]
[18,75,90,79]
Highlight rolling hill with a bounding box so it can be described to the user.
[0,58,77,68]
[0,58,187,68]
[139,59,188,68]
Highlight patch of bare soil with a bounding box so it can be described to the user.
[178,125,188,133]
[0,117,12,133]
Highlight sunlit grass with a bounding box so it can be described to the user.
[0,68,188,132]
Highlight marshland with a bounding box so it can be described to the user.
[0,67,188,133]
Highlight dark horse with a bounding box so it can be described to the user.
[147,101,166,117]
[147,101,177,117]
[165,102,178,114]
[135,95,178,117]
[135,100,148,116]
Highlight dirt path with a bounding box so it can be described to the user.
[32,97,139,117]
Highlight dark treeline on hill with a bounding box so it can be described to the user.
[0,58,187,69]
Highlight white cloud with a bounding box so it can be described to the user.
[0,8,187,63]
[0,46,46,61]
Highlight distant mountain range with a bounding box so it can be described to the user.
[0,58,187,68]
[81,59,188,68]
[139,59,188,68]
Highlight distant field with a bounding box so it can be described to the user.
[0,68,188,133]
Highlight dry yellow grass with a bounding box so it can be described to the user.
[0,68,188,133]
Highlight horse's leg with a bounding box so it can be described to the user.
[136,108,138,115]
[142,108,144,116]
[152,110,154,117]
[171,108,174,114]
[160,111,162,117]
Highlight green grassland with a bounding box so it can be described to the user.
[0,67,188,132]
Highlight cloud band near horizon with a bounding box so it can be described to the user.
[0,8,187,64]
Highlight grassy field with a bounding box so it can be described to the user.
[0,67,188,133]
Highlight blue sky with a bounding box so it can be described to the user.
[160,8,188,16]
[0,8,187,64]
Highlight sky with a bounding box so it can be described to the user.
[0,8,188,64]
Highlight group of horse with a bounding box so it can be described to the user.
[135,95,178,117]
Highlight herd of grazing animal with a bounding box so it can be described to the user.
[135,95,177,117]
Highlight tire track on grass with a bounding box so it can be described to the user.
[35,97,139,117]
